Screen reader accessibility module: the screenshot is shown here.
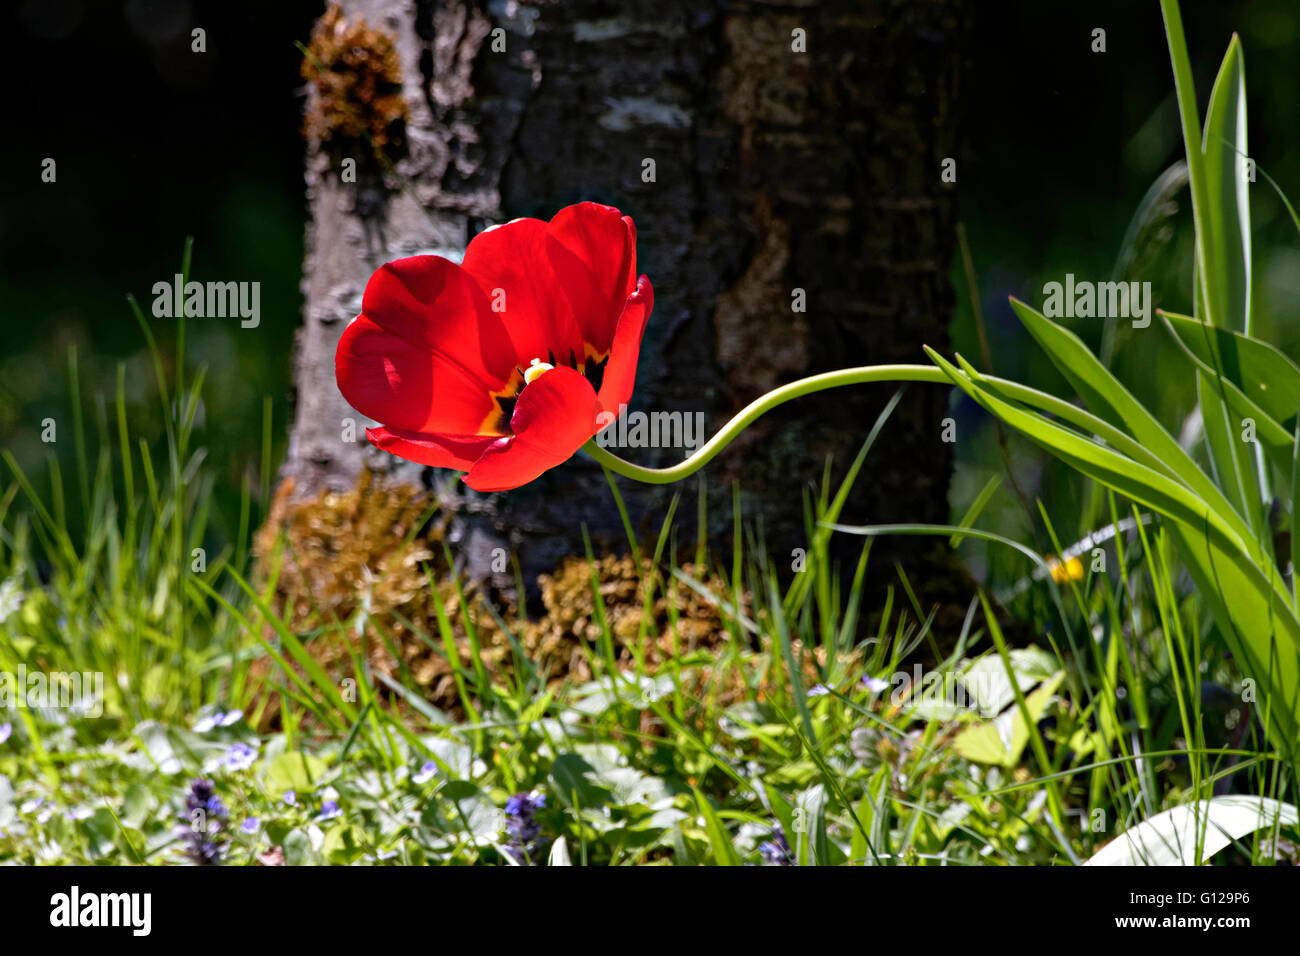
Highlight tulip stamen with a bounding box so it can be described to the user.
[524,357,554,384]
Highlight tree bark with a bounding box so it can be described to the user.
[283,0,965,601]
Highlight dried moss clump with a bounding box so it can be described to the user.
[301,4,408,160]
[249,470,452,729]
[525,553,745,682]
[249,471,836,730]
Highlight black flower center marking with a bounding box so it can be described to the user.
[489,347,609,435]
[583,353,608,394]
[492,392,518,434]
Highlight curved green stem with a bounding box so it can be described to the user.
[582,363,950,484]
[585,359,1198,489]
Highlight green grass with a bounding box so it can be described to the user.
[0,319,1294,865]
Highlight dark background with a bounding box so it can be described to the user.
[0,0,317,540]
[2,0,1297,581]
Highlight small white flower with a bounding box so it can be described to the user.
[192,714,220,733]
[862,676,890,694]
[194,708,245,732]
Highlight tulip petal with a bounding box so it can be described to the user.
[359,255,517,389]
[596,276,654,418]
[337,314,508,435]
[546,202,637,355]
[366,427,498,471]
[337,256,521,436]
[464,366,599,492]
[460,219,587,370]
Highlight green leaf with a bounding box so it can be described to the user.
[1162,0,1217,327]
[1292,408,1300,598]
[1167,523,1300,754]
[264,752,328,795]
[550,753,613,810]
[1086,796,1296,866]
[950,474,1002,548]
[794,784,832,866]
[120,783,154,829]
[1201,33,1251,334]
[322,823,367,864]
[953,672,1064,767]
[1008,298,1255,546]
[283,827,321,866]
[763,781,797,840]
[848,792,875,865]
[961,647,1059,716]
[693,787,741,866]
[1157,318,1293,477]
[1162,20,1267,531]
[1199,368,1267,531]
[926,348,1252,563]
[1160,310,1300,425]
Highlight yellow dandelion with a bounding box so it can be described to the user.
[1047,555,1084,583]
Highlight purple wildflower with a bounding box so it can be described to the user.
[222,742,258,772]
[178,778,227,865]
[758,829,794,866]
[503,790,547,865]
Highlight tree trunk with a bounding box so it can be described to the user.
[282,0,965,602]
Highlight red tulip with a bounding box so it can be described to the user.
[335,202,653,491]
